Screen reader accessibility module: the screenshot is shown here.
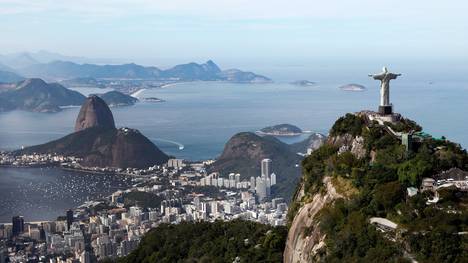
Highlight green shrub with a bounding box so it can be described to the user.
[330,113,365,136]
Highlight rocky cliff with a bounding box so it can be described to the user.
[289,133,326,154]
[74,95,116,132]
[284,112,468,262]
[284,177,342,263]
[18,96,168,168]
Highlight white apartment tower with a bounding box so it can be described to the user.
[270,173,277,186]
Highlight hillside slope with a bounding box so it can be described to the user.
[285,112,468,262]
[17,96,168,168]
[19,60,271,83]
[208,132,302,199]
[119,220,286,263]
[0,78,85,112]
[19,126,168,168]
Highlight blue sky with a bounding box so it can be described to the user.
[1,0,467,70]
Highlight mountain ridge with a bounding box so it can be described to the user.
[208,132,325,200]
[16,96,169,169]
[0,78,85,112]
[18,60,271,83]
[285,112,468,262]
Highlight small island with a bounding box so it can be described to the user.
[339,83,366,91]
[291,80,316,86]
[143,97,165,103]
[257,124,302,136]
[96,91,139,107]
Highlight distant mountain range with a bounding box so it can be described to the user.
[0,78,85,112]
[0,78,138,113]
[0,70,24,83]
[0,51,271,83]
[17,60,271,83]
[0,50,111,68]
[0,63,25,83]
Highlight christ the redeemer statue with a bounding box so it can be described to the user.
[369,67,401,115]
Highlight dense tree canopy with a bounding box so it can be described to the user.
[293,114,468,262]
[118,220,287,263]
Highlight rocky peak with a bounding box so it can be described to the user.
[203,60,221,73]
[74,95,115,132]
[16,78,48,90]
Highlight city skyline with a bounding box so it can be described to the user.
[1,2,467,262]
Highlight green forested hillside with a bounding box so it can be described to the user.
[290,113,468,262]
[118,220,286,263]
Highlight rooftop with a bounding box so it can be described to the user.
[434,168,468,181]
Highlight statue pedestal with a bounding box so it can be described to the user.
[379,105,393,115]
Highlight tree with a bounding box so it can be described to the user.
[373,181,403,213]
[397,159,431,186]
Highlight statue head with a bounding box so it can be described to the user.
[382,66,388,73]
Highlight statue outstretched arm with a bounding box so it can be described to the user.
[389,73,402,79]
[369,73,385,80]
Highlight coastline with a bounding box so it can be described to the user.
[131,79,272,98]
[130,88,147,98]
[0,165,134,222]
[0,163,135,177]
[255,131,302,137]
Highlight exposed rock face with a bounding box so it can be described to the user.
[284,177,343,263]
[328,134,366,159]
[75,127,169,168]
[18,95,169,168]
[289,133,327,154]
[74,95,116,132]
[18,127,169,168]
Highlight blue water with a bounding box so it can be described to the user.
[0,167,132,222]
[1,80,467,160]
[1,80,468,221]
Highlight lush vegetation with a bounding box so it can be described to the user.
[330,113,365,136]
[118,220,287,263]
[122,192,163,208]
[182,185,225,199]
[293,113,468,262]
[386,118,422,133]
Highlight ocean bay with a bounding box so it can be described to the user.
[1,80,468,221]
[1,81,467,160]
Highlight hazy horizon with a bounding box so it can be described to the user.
[1,1,468,75]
